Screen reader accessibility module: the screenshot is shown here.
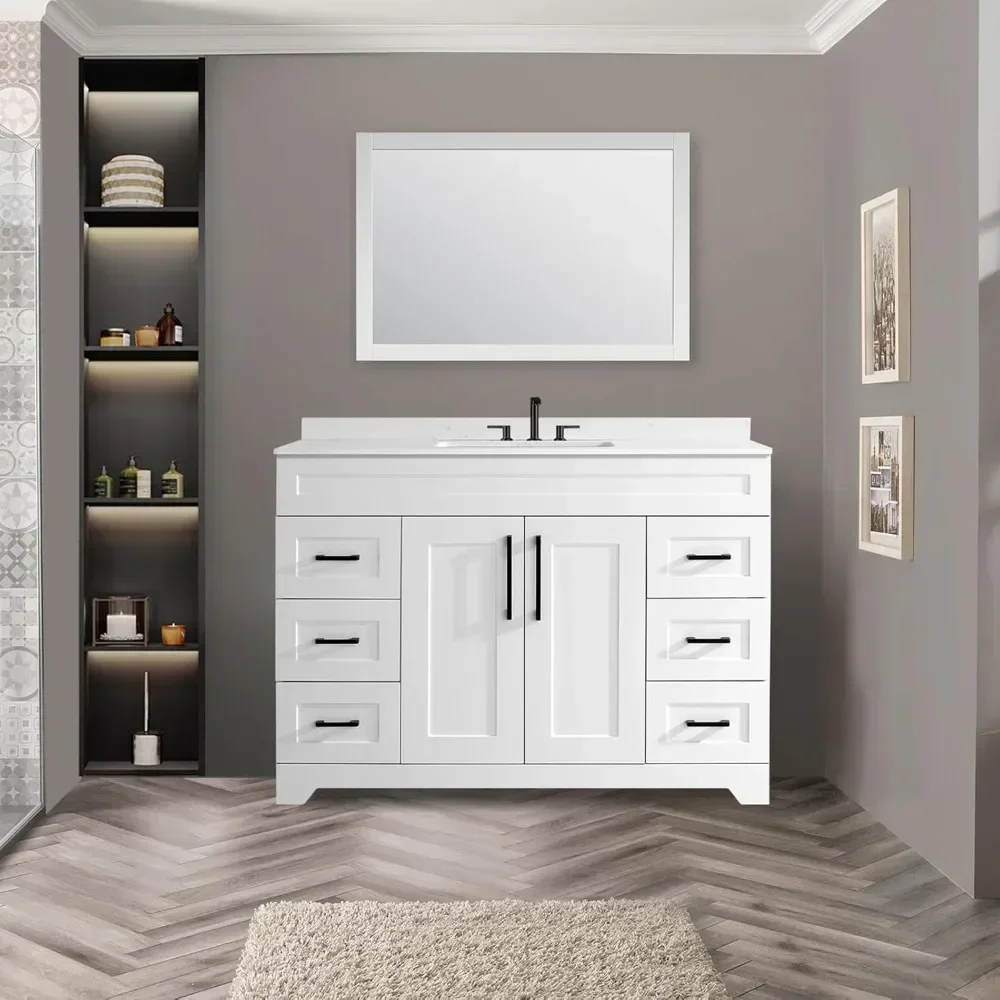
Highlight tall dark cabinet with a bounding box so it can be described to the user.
[79,59,205,775]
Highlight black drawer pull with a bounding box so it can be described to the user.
[685,636,732,645]
[315,553,361,562]
[315,719,360,728]
[685,553,733,562]
[314,637,360,645]
[685,720,731,728]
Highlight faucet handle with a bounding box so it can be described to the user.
[555,424,581,442]
[487,424,512,442]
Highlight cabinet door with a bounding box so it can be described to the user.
[525,517,646,763]
[401,517,524,763]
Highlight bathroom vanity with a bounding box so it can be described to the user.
[274,416,771,805]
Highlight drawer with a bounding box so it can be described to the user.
[275,517,401,599]
[645,681,768,764]
[646,599,769,681]
[647,516,769,598]
[275,600,400,682]
[276,682,400,764]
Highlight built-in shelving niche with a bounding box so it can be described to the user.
[80,58,205,777]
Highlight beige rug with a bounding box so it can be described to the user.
[229,899,729,999]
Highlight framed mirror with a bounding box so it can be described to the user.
[356,132,690,361]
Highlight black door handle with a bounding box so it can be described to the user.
[685,553,733,562]
[535,534,542,621]
[685,636,732,645]
[315,553,361,562]
[685,720,731,728]
[314,637,361,645]
[315,719,360,728]
[505,534,513,621]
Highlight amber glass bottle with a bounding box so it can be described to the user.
[156,303,183,346]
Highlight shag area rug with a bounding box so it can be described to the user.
[229,899,729,999]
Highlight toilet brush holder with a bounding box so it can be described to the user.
[132,731,161,767]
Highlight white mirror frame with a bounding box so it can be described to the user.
[356,132,691,362]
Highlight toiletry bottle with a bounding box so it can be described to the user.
[156,303,183,346]
[161,460,184,498]
[93,465,114,498]
[119,455,139,498]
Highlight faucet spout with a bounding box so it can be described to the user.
[529,397,542,442]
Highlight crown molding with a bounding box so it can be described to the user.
[41,1,816,56]
[42,0,887,57]
[806,0,889,53]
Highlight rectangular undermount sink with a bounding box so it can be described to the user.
[433,440,615,449]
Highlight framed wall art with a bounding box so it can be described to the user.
[861,188,910,384]
[859,416,913,560]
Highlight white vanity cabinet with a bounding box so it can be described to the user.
[401,516,525,765]
[275,418,772,807]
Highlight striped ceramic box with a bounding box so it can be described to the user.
[101,154,165,208]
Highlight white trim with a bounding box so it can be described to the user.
[672,131,691,361]
[356,131,690,363]
[807,0,889,53]
[275,762,771,805]
[40,0,892,56]
[355,133,374,363]
[40,8,816,55]
[858,415,914,561]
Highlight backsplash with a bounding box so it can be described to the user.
[0,21,40,808]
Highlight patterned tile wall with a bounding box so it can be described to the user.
[0,21,40,809]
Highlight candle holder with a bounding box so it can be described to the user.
[92,596,149,647]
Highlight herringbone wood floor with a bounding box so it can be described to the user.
[0,778,997,999]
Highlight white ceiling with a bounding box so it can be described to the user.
[39,0,889,55]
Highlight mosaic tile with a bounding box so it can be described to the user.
[0,365,34,420]
[0,528,35,588]
[0,135,35,187]
[0,756,40,807]
[0,702,38,759]
[0,309,34,365]
[0,592,37,648]
[0,83,38,141]
[0,252,33,309]
[0,24,40,90]
[0,421,33,476]
[0,183,33,251]
[0,478,35,531]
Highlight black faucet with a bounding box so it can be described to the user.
[529,397,542,441]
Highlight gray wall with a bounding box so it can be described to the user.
[822,0,981,892]
[39,25,80,810]
[204,54,825,777]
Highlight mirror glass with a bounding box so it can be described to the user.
[357,134,689,361]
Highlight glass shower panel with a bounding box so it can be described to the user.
[0,123,41,848]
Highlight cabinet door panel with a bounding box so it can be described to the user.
[525,517,645,763]
[401,517,524,763]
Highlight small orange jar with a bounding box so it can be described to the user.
[161,623,186,647]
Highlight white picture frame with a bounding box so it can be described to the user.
[858,416,913,560]
[861,188,910,384]
[356,132,690,362]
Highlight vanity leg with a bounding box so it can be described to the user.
[276,767,316,806]
[730,766,771,806]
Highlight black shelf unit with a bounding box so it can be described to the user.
[80,58,205,777]
[83,497,199,507]
[84,207,199,227]
[84,346,199,361]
